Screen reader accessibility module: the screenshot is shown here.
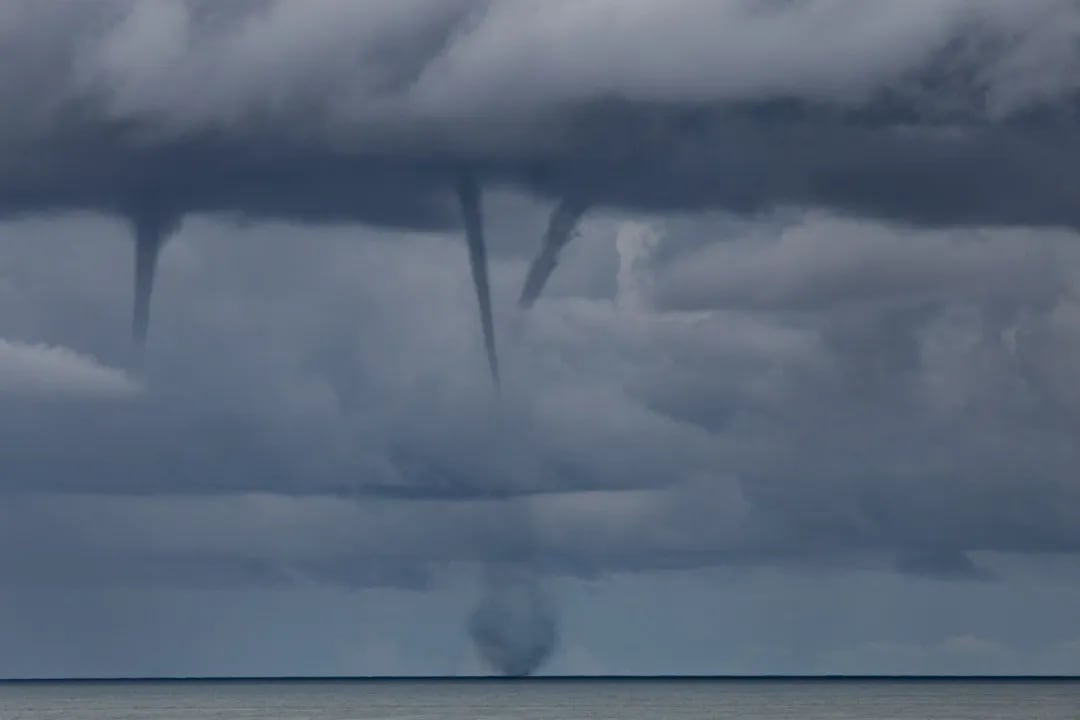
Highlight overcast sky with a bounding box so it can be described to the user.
[2,0,1080,677]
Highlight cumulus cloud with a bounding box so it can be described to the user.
[654,213,1074,312]
[2,206,1079,590]
[0,338,140,399]
[9,0,1080,134]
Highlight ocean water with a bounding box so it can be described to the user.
[1,678,1079,719]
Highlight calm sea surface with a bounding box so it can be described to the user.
[2,678,1079,719]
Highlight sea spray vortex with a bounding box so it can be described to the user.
[469,567,558,677]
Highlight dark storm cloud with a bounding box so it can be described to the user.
[4,1,1080,597]
[4,0,1079,329]
[524,105,1080,225]
[3,0,1080,227]
[0,136,456,229]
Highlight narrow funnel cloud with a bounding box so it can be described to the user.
[455,172,500,388]
[130,211,181,355]
[519,198,589,309]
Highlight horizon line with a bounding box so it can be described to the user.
[3,674,1080,683]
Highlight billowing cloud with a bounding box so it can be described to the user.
[0,338,140,399]
[4,1,1080,371]
[3,0,1080,225]
[1,208,1079,589]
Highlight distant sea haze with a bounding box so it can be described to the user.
[2,677,1080,719]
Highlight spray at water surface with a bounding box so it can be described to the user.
[469,566,557,676]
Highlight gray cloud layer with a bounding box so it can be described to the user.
[2,209,1079,590]
[4,0,1080,226]
[4,1,1080,675]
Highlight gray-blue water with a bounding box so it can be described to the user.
[2,679,1079,719]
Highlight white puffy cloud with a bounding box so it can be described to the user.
[0,338,139,399]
